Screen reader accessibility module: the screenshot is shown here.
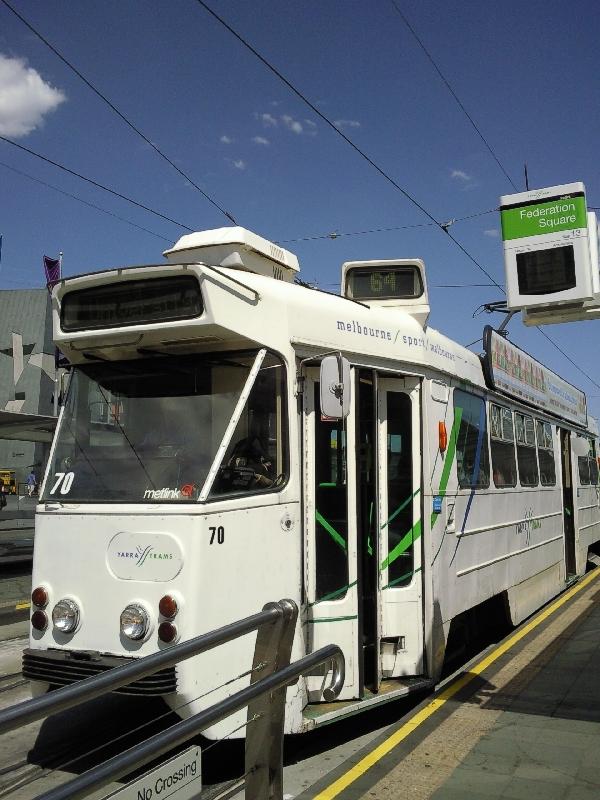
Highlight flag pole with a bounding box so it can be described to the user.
[59,251,63,280]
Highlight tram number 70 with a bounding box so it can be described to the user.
[209,526,225,545]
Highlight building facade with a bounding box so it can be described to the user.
[0,289,55,492]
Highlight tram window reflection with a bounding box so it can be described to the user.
[578,439,598,486]
[536,420,556,486]
[490,404,517,488]
[43,350,287,503]
[515,412,539,487]
[454,389,490,489]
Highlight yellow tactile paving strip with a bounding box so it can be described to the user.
[313,569,600,799]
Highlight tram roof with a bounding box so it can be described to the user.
[51,261,592,429]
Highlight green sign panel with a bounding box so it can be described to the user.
[501,196,587,241]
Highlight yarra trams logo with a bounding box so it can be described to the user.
[116,544,174,567]
[108,532,183,582]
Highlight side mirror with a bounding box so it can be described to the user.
[320,354,351,419]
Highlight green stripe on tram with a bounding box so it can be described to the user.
[315,510,347,552]
[309,580,357,606]
[311,406,466,606]
[383,565,422,590]
[381,488,420,531]
[380,518,422,572]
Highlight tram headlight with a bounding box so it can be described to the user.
[120,603,150,641]
[52,598,80,633]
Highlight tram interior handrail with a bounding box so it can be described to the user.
[0,599,345,800]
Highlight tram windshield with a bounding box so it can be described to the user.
[42,350,287,503]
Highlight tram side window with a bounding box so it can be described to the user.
[578,439,599,486]
[314,384,349,601]
[515,412,539,487]
[490,404,517,488]
[536,420,556,486]
[454,389,490,489]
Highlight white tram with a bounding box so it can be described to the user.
[25,227,600,737]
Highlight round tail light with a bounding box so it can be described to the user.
[159,595,178,619]
[31,610,48,631]
[32,587,48,608]
[158,621,178,643]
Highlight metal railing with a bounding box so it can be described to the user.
[0,599,344,800]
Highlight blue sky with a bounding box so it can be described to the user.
[1,0,600,416]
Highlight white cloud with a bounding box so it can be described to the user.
[303,119,317,136]
[233,159,246,170]
[484,228,499,238]
[451,169,471,182]
[281,114,303,134]
[220,134,233,144]
[260,113,278,127]
[252,136,269,145]
[334,119,361,129]
[0,53,66,137]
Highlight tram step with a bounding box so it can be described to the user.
[302,676,433,730]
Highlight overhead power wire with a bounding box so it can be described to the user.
[536,328,600,391]
[0,0,236,224]
[388,1,518,192]
[193,0,502,290]
[0,160,172,243]
[279,208,496,243]
[0,135,195,232]
[3,3,594,393]
[194,1,600,393]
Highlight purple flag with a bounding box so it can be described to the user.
[43,255,60,286]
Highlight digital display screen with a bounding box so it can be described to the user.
[516,246,576,295]
[346,267,423,300]
[61,276,203,331]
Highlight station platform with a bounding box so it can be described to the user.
[306,567,600,800]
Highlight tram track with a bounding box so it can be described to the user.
[0,679,27,696]
[0,669,27,698]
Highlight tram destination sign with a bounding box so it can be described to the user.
[61,276,203,332]
[482,326,587,427]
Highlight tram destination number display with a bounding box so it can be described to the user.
[347,266,422,300]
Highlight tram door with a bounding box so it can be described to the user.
[304,368,422,702]
[377,377,423,679]
[560,428,577,577]
[304,368,359,701]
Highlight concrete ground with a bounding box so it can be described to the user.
[302,570,600,799]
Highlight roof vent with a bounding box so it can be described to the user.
[163,227,300,282]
